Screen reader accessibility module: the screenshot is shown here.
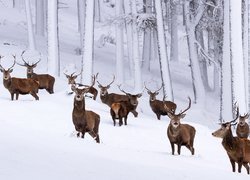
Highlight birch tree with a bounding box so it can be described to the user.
[81,0,95,85]
[155,0,173,101]
[170,0,179,62]
[183,0,206,104]
[47,0,60,76]
[25,0,36,50]
[115,0,124,84]
[220,0,232,121]
[36,0,46,36]
[231,0,247,114]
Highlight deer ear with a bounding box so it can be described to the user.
[98,85,102,88]
[9,69,13,73]
[66,75,70,78]
[156,92,159,95]
[107,85,110,89]
[0,69,3,72]
[147,90,150,94]
[71,85,76,92]
[167,113,174,119]
[73,75,77,79]
[137,93,142,98]
[180,114,186,119]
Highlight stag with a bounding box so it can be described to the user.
[145,83,176,120]
[236,113,250,138]
[164,97,196,155]
[97,75,128,107]
[0,55,39,100]
[212,108,250,174]
[71,77,100,143]
[64,72,98,100]
[110,85,142,126]
[17,51,55,94]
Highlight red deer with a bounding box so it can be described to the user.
[71,78,100,143]
[236,113,250,138]
[97,75,129,106]
[145,83,176,120]
[64,72,98,100]
[110,85,142,126]
[17,50,55,94]
[212,108,250,174]
[164,97,196,155]
[0,55,39,100]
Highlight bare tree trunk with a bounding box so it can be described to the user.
[47,0,60,76]
[81,0,95,84]
[115,0,124,84]
[95,0,101,22]
[170,0,178,62]
[36,0,46,36]
[25,0,36,50]
[155,0,173,101]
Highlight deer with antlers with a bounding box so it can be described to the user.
[97,75,129,107]
[64,72,98,100]
[144,83,176,120]
[71,76,100,143]
[0,55,39,100]
[212,107,250,174]
[17,50,55,94]
[164,97,196,155]
[110,85,142,126]
[236,113,250,138]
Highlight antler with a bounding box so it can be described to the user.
[144,82,163,93]
[9,55,16,70]
[178,97,191,115]
[118,84,129,95]
[230,106,239,124]
[97,74,115,87]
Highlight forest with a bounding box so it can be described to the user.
[0,0,249,179]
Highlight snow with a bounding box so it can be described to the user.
[0,2,249,180]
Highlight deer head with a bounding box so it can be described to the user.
[17,50,41,76]
[239,113,249,127]
[64,72,80,85]
[118,84,142,106]
[165,97,191,128]
[212,107,239,138]
[97,75,115,96]
[144,82,163,101]
[0,55,16,80]
[72,75,95,101]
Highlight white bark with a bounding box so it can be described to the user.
[115,0,124,84]
[130,0,142,91]
[95,0,101,22]
[170,0,178,62]
[82,0,95,85]
[78,0,86,82]
[47,0,60,76]
[25,0,36,50]
[220,0,232,121]
[36,0,46,36]
[231,0,247,114]
[155,0,173,101]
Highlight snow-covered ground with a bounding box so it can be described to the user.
[0,1,249,180]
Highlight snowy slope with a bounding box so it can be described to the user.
[0,2,249,180]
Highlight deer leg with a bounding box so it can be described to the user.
[243,163,249,174]
[229,158,236,172]
[238,162,242,173]
[131,110,138,117]
[112,117,116,126]
[156,114,161,120]
[119,117,123,126]
[177,144,181,155]
[170,142,175,155]
[88,130,99,143]
[186,144,195,155]
[10,93,14,100]
[30,91,39,100]
[15,93,19,100]
[124,116,128,126]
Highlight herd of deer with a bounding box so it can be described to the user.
[0,53,249,174]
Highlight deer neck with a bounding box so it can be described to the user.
[74,98,86,111]
[27,72,36,78]
[3,78,11,89]
[222,129,237,151]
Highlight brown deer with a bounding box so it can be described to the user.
[17,50,55,94]
[71,78,100,143]
[97,75,128,107]
[64,72,98,100]
[212,108,250,174]
[0,55,39,100]
[110,85,142,126]
[236,113,250,138]
[164,97,196,155]
[145,83,176,120]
